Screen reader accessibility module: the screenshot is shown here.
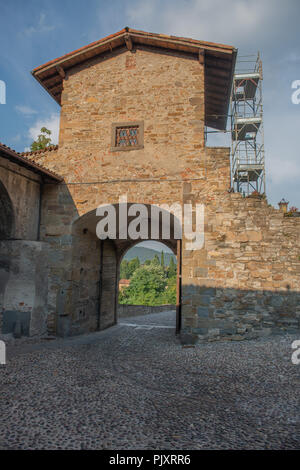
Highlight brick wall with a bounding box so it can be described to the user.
[0,156,41,240]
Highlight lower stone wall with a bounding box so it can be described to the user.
[181,187,300,344]
[183,286,300,344]
[118,304,175,319]
[0,240,49,337]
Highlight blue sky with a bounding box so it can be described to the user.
[0,0,299,209]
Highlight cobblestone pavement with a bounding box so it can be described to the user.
[0,310,299,450]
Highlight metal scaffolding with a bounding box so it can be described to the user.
[230,53,265,196]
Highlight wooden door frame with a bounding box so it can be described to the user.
[176,238,182,335]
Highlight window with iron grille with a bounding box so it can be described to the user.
[111,121,144,151]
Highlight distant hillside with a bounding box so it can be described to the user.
[124,246,176,265]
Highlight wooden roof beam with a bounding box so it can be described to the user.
[206,82,228,94]
[48,84,63,94]
[56,65,65,79]
[125,34,133,51]
[198,48,205,65]
[205,74,226,86]
[205,57,232,70]
[205,66,230,78]
[207,91,228,102]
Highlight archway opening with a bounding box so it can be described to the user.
[117,240,177,327]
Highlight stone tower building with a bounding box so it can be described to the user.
[1,29,299,342]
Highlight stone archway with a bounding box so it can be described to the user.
[0,180,14,239]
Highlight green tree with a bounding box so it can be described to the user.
[128,257,140,277]
[118,286,128,303]
[160,251,165,269]
[120,257,140,279]
[151,254,160,266]
[119,264,167,306]
[164,275,177,304]
[168,256,177,278]
[30,127,52,151]
[120,259,130,279]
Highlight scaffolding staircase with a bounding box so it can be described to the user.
[231,53,265,195]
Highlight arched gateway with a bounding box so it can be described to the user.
[58,204,182,336]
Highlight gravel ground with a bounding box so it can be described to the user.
[0,310,299,450]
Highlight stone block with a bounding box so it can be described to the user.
[2,311,31,336]
[194,267,208,277]
[197,306,209,318]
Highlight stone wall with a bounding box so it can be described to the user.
[0,240,49,336]
[24,48,300,342]
[0,158,50,337]
[0,156,41,240]
[30,46,205,216]
[39,184,78,336]
[118,304,175,319]
[31,45,205,336]
[180,147,300,343]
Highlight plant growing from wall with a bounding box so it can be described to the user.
[30,127,52,151]
[285,206,299,217]
[247,190,266,199]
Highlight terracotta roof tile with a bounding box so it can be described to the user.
[21,144,58,157]
[0,142,63,182]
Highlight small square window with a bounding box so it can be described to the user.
[116,126,138,147]
[111,121,144,152]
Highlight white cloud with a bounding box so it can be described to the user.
[28,113,60,146]
[23,12,56,36]
[15,105,38,115]
[124,0,300,206]
[125,0,286,46]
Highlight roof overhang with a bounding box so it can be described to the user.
[32,28,237,131]
[0,143,63,182]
